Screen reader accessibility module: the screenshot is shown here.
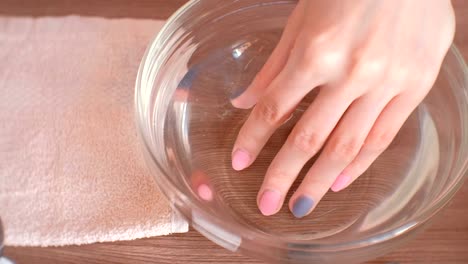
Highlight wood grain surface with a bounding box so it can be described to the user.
[4,1,468,263]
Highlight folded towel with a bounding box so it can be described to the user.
[0,16,188,247]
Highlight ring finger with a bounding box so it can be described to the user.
[288,91,392,218]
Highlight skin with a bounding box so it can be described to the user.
[230,0,455,218]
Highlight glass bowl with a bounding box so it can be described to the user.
[135,1,468,263]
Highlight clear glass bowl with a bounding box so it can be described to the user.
[135,1,468,263]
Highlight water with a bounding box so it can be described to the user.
[147,0,462,248]
[166,70,445,238]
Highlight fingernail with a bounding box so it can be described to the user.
[197,184,213,201]
[178,67,198,89]
[292,195,314,218]
[259,189,281,216]
[229,87,246,100]
[331,173,351,192]
[232,149,251,171]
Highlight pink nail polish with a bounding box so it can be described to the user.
[197,184,213,201]
[259,189,281,216]
[232,149,251,171]
[331,173,351,192]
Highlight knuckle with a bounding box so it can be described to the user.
[264,167,294,191]
[266,167,289,182]
[296,42,346,73]
[236,131,255,147]
[310,49,346,72]
[327,136,362,161]
[253,97,285,126]
[290,129,323,156]
[318,48,347,69]
[388,64,412,87]
[354,57,388,80]
[365,129,396,153]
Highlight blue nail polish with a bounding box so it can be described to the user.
[178,67,199,90]
[292,196,314,218]
[229,88,245,100]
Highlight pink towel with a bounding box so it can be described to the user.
[0,16,188,246]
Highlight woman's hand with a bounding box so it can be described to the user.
[230,0,455,218]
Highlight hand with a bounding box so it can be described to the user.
[230,0,455,218]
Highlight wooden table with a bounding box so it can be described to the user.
[3,1,468,263]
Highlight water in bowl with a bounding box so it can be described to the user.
[154,0,460,244]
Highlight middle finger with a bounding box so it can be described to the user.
[256,88,352,215]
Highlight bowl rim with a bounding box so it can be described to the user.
[135,0,468,253]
